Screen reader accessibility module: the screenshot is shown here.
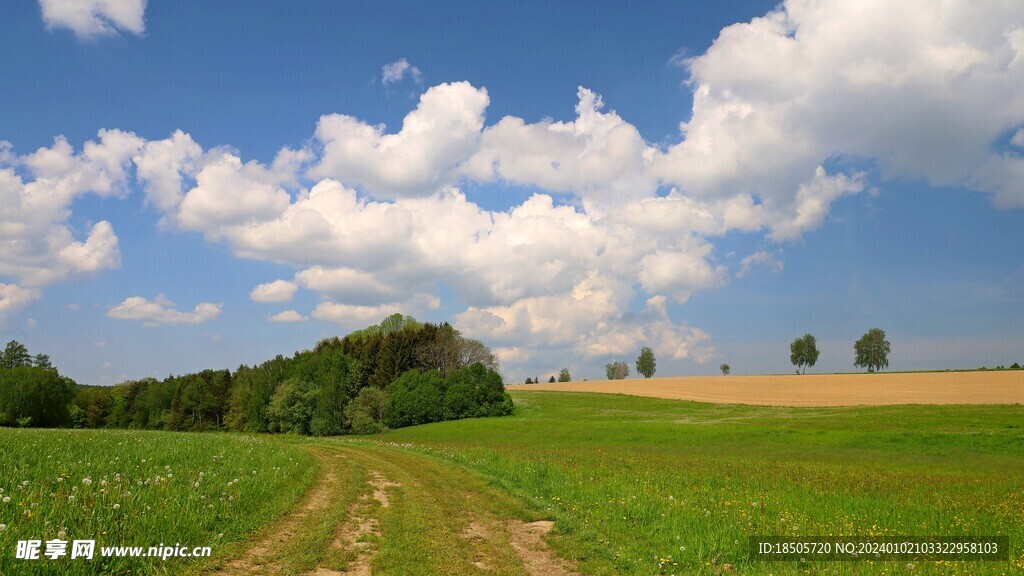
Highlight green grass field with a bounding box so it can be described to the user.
[0,429,316,575]
[2,392,1022,575]
[375,391,1024,575]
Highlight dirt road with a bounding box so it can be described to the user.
[206,441,577,576]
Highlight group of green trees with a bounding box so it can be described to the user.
[0,341,76,427]
[603,346,657,380]
[3,314,514,434]
[785,328,891,374]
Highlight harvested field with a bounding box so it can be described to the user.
[514,370,1024,406]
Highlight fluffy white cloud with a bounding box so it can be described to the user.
[0,131,137,292]
[249,279,298,303]
[456,279,716,372]
[309,82,489,198]
[38,0,147,39]
[462,87,657,210]
[0,284,41,320]
[268,310,307,323]
[381,58,423,85]
[107,295,221,326]
[652,0,1024,228]
[638,238,727,303]
[133,130,203,212]
[312,294,439,327]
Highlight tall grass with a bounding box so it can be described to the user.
[0,428,315,575]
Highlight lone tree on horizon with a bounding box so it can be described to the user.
[790,334,820,375]
[854,328,890,373]
[636,347,656,378]
[558,368,571,382]
[720,363,730,375]
[605,361,630,380]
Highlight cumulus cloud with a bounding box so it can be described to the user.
[311,297,441,327]
[456,279,716,372]
[381,58,423,86]
[268,310,307,323]
[249,279,298,303]
[309,82,489,198]
[38,0,147,39]
[0,131,138,317]
[652,0,1024,225]
[107,295,221,326]
[462,87,657,210]
[0,284,42,320]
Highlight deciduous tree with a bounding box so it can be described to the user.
[854,328,890,373]
[790,334,820,375]
[636,347,656,378]
[605,361,629,380]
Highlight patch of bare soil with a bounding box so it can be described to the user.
[515,371,1024,406]
[506,520,580,576]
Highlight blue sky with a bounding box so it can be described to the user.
[2,0,1023,384]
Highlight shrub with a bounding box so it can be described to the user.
[386,370,445,428]
[344,387,389,435]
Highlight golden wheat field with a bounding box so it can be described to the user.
[515,370,1024,406]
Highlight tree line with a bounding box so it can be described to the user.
[1,314,513,434]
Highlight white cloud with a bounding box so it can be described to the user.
[461,87,656,210]
[133,130,203,212]
[107,294,221,326]
[651,0,1024,227]
[38,0,147,39]
[637,238,727,303]
[381,58,423,86]
[0,130,137,289]
[268,310,308,323]
[249,279,298,303]
[737,251,784,278]
[456,280,716,374]
[310,82,489,199]
[0,284,41,320]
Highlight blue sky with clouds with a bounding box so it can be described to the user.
[2,0,1023,384]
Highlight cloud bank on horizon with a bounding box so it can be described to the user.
[3,0,1024,378]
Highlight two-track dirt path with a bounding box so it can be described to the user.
[205,441,578,576]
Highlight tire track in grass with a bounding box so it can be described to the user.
[209,440,580,576]
[329,441,580,576]
[207,446,361,576]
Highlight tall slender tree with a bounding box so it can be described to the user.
[636,347,656,378]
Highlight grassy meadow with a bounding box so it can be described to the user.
[2,390,1022,575]
[0,429,316,575]
[373,391,1024,575]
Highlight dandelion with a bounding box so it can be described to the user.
[2,496,10,503]
[0,524,6,531]
[68,495,75,502]
[113,503,121,510]
[57,477,64,483]
[82,477,93,486]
